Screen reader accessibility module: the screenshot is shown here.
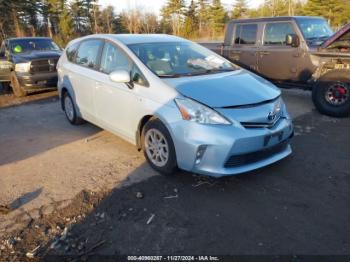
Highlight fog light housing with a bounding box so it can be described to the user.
[195,145,207,165]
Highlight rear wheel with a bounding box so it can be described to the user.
[312,70,350,117]
[10,72,27,97]
[62,92,85,125]
[141,118,177,175]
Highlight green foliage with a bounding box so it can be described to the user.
[232,0,248,19]
[302,0,350,27]
[1,0,350,44]
[208,0,227,38]
[182,0,199,38]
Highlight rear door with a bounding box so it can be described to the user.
[0,41,12,82]
[258,21,303,81]
[228,23,259,72]
[70,39,104,119]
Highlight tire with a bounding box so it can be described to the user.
[312,69,350,117]
[62,92,85,125]
[141,118,177,175]
[10,71,26,97]
[1,82,11,93]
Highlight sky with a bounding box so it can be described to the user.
[98,0,265,15]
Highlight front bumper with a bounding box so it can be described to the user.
[16,72,58,90]
[167,115,293,177]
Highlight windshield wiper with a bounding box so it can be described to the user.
[158,68,235,78]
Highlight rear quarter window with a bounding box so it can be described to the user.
[66,42,80,62]
[234,24,258,45]
[75,40,104,69]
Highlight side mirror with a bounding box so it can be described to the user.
[286,34,300,47]
[109,70,131,84]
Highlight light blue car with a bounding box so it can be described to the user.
[57,34,293,177]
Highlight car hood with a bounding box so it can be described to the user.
[162,69,280,108]
[11,50,61,63]
[321,22,350,49]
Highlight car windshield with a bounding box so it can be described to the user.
[297,18,334,45]
[9,38,60,54]
[128,42,236,78]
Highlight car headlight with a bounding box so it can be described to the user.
[15,62,31,73]
[175,97,231,125]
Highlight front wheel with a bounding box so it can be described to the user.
[141,118,177,175]
[312,70,350,117]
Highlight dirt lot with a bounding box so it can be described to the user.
[0,89,349,260]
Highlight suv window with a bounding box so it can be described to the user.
[100,42,132,74]
[76,40,103,69]
[234,24,258,45]
[264,22,295,46]
[66,41,80,62]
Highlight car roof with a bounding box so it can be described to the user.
[228,16,325,24]
[89,34,186,45]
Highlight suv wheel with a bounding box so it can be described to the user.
[10,72,26,97]
[313,70,350,117]
[63,92,85,125]
[141,118,177,175]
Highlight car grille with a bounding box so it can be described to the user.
[30,58,58,73]
[241,116,282,129]
[224,139,289,168]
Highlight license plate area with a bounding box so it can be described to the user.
[264,131,283,147]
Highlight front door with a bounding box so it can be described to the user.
[258,22,303,81]
[227,23,259,72]
[94,42,138,141]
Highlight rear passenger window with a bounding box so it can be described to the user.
[234,24,258,45]
[100,42,132,74]
[66,42,79,62]
[75,40,103,69]
[264,23,295,45]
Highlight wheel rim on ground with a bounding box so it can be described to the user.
[144,128,169,167]
[64,96,74,121]
[325,82,349,106]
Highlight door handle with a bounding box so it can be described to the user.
[230,51,241,54]
[260,51,270,55]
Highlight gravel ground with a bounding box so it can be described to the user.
[0,89,349,260]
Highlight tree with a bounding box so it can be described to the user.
[183,0,199,38]
[303,0,349,27]
[198,0,210,36]
[58,2,75,45]
[208,0,226,38]
[140,13,159,33]
[161,0,186,35]
[232,0,248,19]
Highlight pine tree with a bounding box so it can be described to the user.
[303,0,348,27]
[232,0,248,19]
[198,0,210,36]
[183,0,199,38]
[208,0,226,38]
[58,2,75,45]
[161,0,186,35]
